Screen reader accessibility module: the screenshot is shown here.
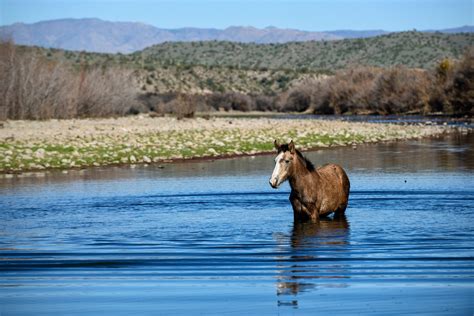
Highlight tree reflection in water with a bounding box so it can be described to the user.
[276,215,350,308]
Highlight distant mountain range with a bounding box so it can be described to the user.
[1,18,473,53]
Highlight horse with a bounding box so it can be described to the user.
[269,140,350,222]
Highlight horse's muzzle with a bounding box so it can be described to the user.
[269,178,279,189]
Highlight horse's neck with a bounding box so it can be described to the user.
[289,156,319,193]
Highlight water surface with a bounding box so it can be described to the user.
[1,133,473,315]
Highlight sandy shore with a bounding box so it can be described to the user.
[0,115,464,173]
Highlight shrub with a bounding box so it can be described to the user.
[444,49,474,115]
[0,39,140,120]
[292,66,434,115]
[76,67,140,117]
[254,95,275,111]
[227,92,254,112]
[206,93,231,111]
[428,50,473,115]
[170,93,196,119]
[283,89,312,112]
[204,92,255,112]
[369,66,430,114]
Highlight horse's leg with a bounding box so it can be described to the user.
[334,202,348,219]
[309,210,319,223]
[290,191,313,222]
[290,191,303,221]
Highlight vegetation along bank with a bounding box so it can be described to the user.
[0,116,468,173]
[1,31,473,120]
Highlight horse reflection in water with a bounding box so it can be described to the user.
[276,215,350,308]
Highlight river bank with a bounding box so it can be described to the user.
[0,115,469,173]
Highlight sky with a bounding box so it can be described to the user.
[0,0,472,31]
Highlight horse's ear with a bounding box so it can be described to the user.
[289,140,296,154]
[274,140,280,150]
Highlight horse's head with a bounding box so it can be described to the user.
[269,140,296,189]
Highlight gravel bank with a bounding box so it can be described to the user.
[0,116,462,173]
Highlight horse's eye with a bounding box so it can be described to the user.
[285,160,290,164]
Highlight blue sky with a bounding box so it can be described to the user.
[0,0,472,30]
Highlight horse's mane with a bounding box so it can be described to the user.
[296,150,315,172]
[278,144,315,172]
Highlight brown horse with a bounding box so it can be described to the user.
[269,140,350,222]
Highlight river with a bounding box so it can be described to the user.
[0,132,473,315]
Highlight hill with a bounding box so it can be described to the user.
[135,31,474,71]
[18,31,472,95]
[1,18,472,53]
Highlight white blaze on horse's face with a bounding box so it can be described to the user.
[269,151,292,189]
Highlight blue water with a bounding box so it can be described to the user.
[0,133,473,315]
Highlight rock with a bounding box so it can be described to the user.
[34,148,45,159]
[212,140,225,147]
[143,156,151,163]
[129,155,137,163]
[28,163,41,169]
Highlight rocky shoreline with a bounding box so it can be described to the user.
[0,116,467,174]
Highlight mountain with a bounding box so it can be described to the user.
[0,18,337,53]
[0,19,171,53]
[1,18,473,53]
[324,30,389,38]
[427,25,474,34]
[324,26,474,39]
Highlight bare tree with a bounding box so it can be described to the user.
[0,39,140,120]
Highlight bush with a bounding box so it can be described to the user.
[0,39,140,120]
[0,39,76,120]
[227,92,254,112]
[170,93,196,119]
[76,67,140,117]
[288,64,462,115]
[369,66,430,114]
[444,49,474,115]
[204,92,255,112]
[284,89,312,112]
[254,95,275,111]
[206,93,231,111]
[278,81,314,112]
